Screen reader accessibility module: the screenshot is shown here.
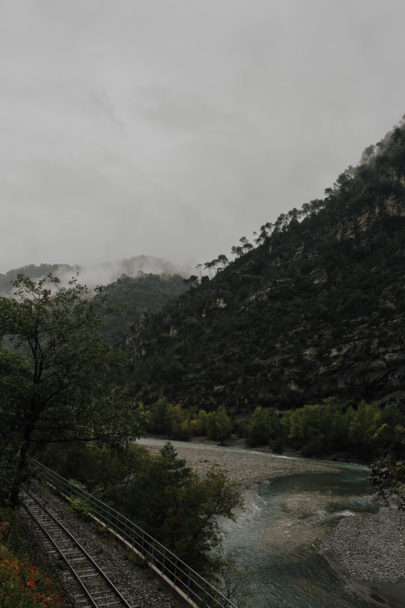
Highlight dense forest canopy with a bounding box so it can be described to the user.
[99,273,188,345]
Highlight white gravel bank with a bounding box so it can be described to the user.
[137,438,341,487]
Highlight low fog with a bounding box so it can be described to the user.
[69,256,192,288]
[0,255,192,295]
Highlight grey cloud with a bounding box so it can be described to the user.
[133,86,238,134]
[2,0,405,273]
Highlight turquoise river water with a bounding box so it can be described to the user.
[221,461,379,607]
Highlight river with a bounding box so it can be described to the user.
[138,439,379,607]
[221,463,377,607]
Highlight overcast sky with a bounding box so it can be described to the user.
[1,0,405,274]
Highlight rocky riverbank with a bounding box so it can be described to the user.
[320,504,405,608]
[320,453,405,608]
[321,505,405,583]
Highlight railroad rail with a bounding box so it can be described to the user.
[21,488,133,608]
[28,457,239,608]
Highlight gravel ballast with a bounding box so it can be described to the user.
[24,481,184,608]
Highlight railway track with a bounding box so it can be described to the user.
[21,488,133,608]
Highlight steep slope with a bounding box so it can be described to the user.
[127,123,405,412]
[99,273,188,345]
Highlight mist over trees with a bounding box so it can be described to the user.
[0,255,191,295]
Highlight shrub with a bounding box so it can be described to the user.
[247,407,281,447]
[206,407,233,441]
[69,497,90,518]
[0,545,64,607]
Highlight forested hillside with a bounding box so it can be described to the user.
[126,124,405,414]
[100,273,188,344]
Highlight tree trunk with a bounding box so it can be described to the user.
[9,435,31,507]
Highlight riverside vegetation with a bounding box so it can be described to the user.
[1,117,405,605]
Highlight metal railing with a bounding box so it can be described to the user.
[28,457,238,608]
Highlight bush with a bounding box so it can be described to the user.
[284,402,347,455]
[247,407,281,447]
[69,497,91,518]
[0,545,64,607]
[206,407,233,441]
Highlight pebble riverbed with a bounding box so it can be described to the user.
[137,438,341,487]
[321,505,405,584]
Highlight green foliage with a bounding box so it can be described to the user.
[0,545,65,607]
[280,400,405,457]
[69,497,91,518]
[395,460,405,482]
[142,397,405,459]
[147,399,192,439]
[347,401,382,449]
[0,508,65,607]
[206,406,233,441]
[146,401,234,442]
[189,409,210,435]
[210,551,255,608]
[99,273,188,345]
[284,403,347,455]
[247,407,281,447]
[110,442,241,569]
[0,274,143,505]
